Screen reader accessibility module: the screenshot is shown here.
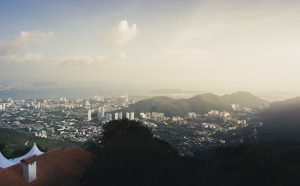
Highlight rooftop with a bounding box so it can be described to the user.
[0,147,93,186]
[21,155,38,165]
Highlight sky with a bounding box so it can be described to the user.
[0,0,300,95]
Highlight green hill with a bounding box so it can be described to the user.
[123,92,267,117]
[0,128,79,158]
[222,91,269,108]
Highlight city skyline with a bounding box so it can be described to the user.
[0,0,300,94]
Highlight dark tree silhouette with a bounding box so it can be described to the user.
[81,120,300,186]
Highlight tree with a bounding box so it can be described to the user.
[81,120,200,186]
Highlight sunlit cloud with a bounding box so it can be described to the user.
[0,31,53,56]
[117,51,127,59]
[61,56,103,66]
[9,52,43,64]
[0,1,300,93]
[0,31,53,64]
[61,52,128,66]
[99,20,138,46]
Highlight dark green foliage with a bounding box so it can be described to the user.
[82,120,203,186]
[207,144,298,186]
[0,128,79,158]
[81,120,300,186]
[260,97,300,141]
[0,142,5,153]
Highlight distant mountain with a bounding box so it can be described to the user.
[123,91,267,117]
[222,91,269,108]
[257,91,298,102]
[150,89,202,94]
[269,97,300,108]
[150,89,185,94]
[259,97,300,141]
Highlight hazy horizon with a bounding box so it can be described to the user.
[1,0,300,96]
[0,82,298,101]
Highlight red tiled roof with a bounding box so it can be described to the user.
[0,147,93,186]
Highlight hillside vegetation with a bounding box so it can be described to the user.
[81,120,300,186]
[259,97,300,141]
[123,91,268,117]
[0,128,79,158]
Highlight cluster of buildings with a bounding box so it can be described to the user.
[0,96,263,156]
[0,96,142,142]
[86,107,136,122]
[139,107,261,156]
[139,112,165,120]
[97,110,135,122]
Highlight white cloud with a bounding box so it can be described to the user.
[9,52,43,63]
[100,20,138,46]
[61,52,128,66]
[117,51,127,59]
[0,31,53,64]
[61,55,105,66]
[18,31,54,45]
[0,31,53,56]
[162,48,215,67]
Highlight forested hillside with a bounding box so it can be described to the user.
[0,128,79,158]
[123,92,268,117]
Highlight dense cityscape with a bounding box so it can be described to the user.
[0,95,264,155]
[1,0,300,185]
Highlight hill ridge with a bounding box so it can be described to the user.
[123,91,268,117]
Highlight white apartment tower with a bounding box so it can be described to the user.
[126,112,130,119]
[87,110,92,121]
[105,113,112,121]
[114,112,119,120]
[130,112,134,120]
[98,107,105,118]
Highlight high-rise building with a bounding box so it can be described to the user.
[34,102,41,109]
[129,112,134,120]
[2,103,6,110]
[140,113,146,119]
[114,112,119,120]
[87,110,92,121]
[151,112,164,119]
[85,100,91,107]
[105,113,112,121]
[126,112,130,119]
[120,96,129,103]
[187,112,197,118]
[119,112,123,120]
[231,104,240,111]
[7,97,14,104]
[60,97,67,103]
[98,107,105,119]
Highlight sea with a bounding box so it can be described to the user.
[0,87,148,99]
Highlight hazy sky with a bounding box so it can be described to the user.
[0,0,300,93]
